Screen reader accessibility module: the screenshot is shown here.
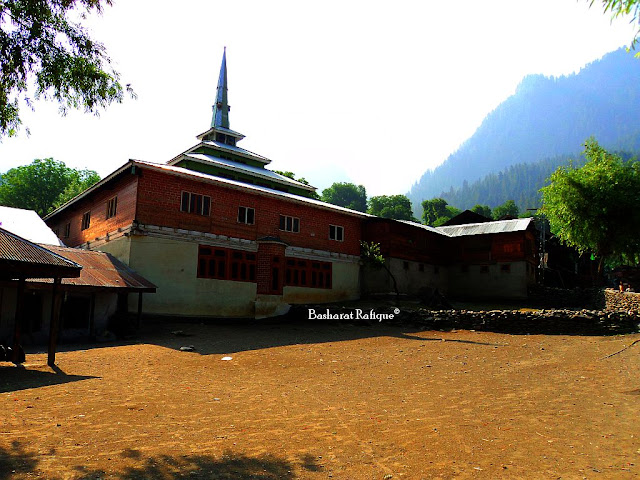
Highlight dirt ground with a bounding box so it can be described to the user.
[1,313,639,479]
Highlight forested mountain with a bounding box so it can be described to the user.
[408,47,640,212]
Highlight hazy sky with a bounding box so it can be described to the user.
[0,0,636,196]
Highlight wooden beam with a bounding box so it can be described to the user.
[136,292,143,329]
[48,277,63,367]
[89,292,96,339]
[12,277,25,364]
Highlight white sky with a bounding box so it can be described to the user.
[0,0,636,197]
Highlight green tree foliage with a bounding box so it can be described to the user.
[0,158,100,216]
[421,198,461,226]
[0,0,134,138]
[589,1,640,52]
[321,182,367,212]
[360,241,399,305]
[492,200,520,219]
[470,204,492,219]
[540,139,640,273]
[367,194,414,220]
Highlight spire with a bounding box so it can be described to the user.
[211,47,230,129]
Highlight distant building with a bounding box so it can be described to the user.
[44,51,537,319]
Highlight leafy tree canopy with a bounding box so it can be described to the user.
[589,1,640,53]
[421,198,461,226]
[321,182,367,212]
[540,138,640,271]
[367,194,415,221]
[470,204,493,219]
[0,158,100,216]
[492,199,520,219]
[0,0,134,138]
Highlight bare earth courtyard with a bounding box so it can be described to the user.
[1,315,639,479]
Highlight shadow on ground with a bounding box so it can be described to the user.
[0,365,97,393]
[0,442,305,479]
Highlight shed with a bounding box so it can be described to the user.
[0,227,81,365]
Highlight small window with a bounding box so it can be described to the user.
[238,206,255,225]
[418,263,425,272]
[434,266,440,274]
[403,261,409,270]
[329,225,344,241]
[480,265,489,274]
[181,191,211,216]
[501,264,511,273]
[279,215,300,233]
[64,223,71,238]
[106,196,118,219]
[81,211,91,231]
[460,265,469,273]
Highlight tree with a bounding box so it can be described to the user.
[0,158,100,216]
[492,200,520,219]
[0,0,134,138]
[470,204,493,219]
[540,138,640,275]
[589,1,640,53]
[367,194,414,221]
[321,182,367,212]
[360,241,399,305]
[421,198,449,225]
[421,198,461,226]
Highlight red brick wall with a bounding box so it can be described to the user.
[47,172,138,246]
[136,169,362,256]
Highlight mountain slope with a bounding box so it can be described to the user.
[408,47,640,210]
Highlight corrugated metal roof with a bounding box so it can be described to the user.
[395,219,448,236]
[29,246,156,291]
[435,218,533,237]
[0,228,81,278]
[183,153,316,191]
[0,206,63,245]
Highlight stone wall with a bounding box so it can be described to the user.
[290,304,639,336]
[604,288,640,312]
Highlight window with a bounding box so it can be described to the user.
[329,225,344,241]
[501,263,511,273]
[64,223,70,238]
[81,211,91,231]
[238,206,255,225]
[480,265,489,274]
[197,246,256,282]
[285,258,332,289]
[460,265,469,273]
[106,196,118,219]
[418,263,425,272]
[403,261,410,270]
[434,266,440,274]
[279,215,300,233]
[181,191,211,216]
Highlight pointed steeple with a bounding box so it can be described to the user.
[211,48,230,129]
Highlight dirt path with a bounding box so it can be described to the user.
[1,319,639,479]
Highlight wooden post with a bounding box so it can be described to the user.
[12,278,25,364]
[136,292,143,329]
[89,293,96,339]
[48,277,63,367]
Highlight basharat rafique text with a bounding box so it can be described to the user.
[307,308,395,322]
